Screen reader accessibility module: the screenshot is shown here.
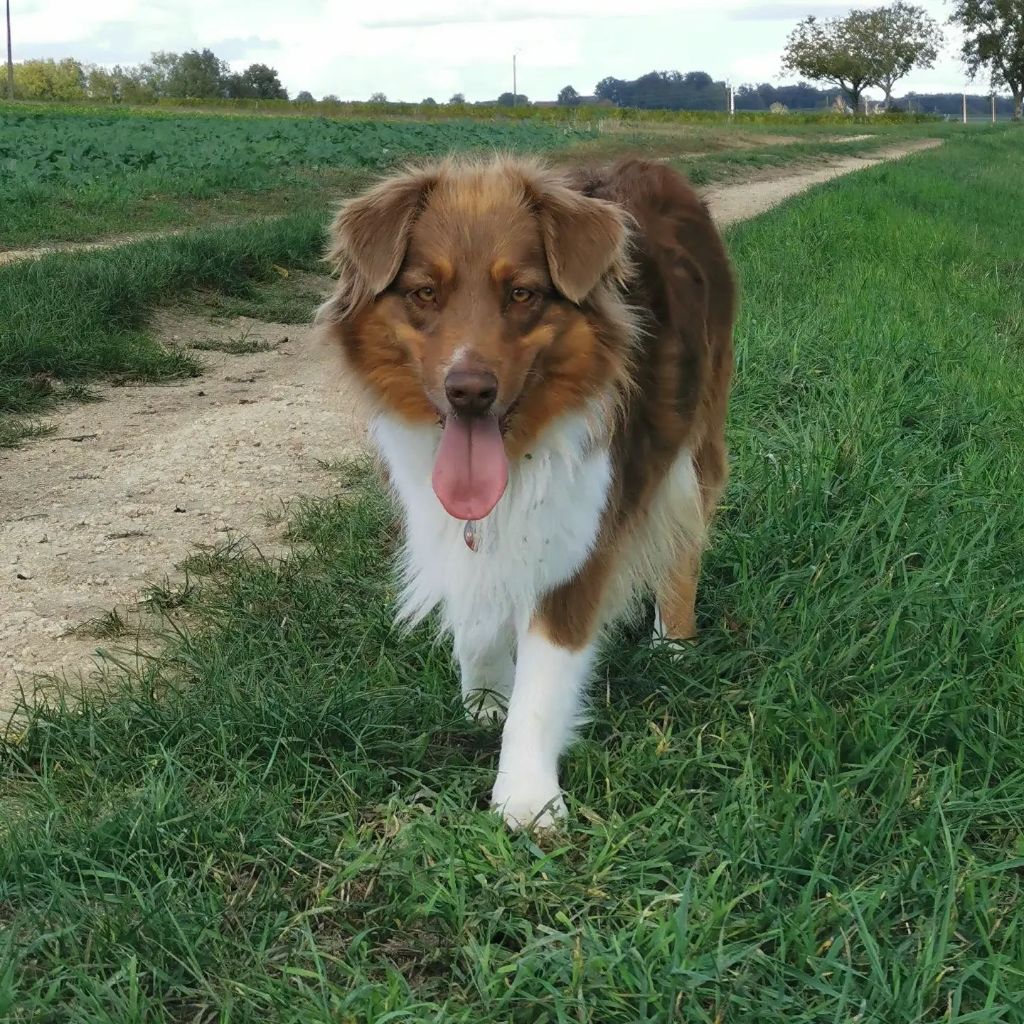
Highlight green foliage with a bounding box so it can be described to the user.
[11,58,86,100]
[0,107,584,188]
[0,106,591,246]
[1,128,1023,1020]
[857,2,943,104]
[782,14,876,109]
[225,63,288,101]
[595,70,723,110]
[951,0,1024,118]
[157,48,230,100]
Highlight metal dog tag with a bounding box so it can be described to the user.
[463,520,479,552]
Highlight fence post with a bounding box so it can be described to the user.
[962,91,967,124]
[992,93,996,123]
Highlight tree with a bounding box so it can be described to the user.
[683,70,714,89]
[112,64,156,103]
[593,70,725,110]
[225,63,287,99]
[165,49,229,98]
[449,92,465,103]
[782,14,875,112]
[595,76,626,104]
[12,58,85,99]
[497,91,529,106]
[859,3,942,107]
[294,90,315,103]
[322,93,340,103]
[951,0,1024,120]
[137,51,178,97]
[557,84,580,105]
[368,91,387,102]
[421,96,437,105]
[86,64,118,101]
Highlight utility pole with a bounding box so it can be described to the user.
[992,92,996,123]
[962,91,967,124]
[5,0,13,101]
[512,52,517,108]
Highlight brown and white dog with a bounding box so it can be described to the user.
[318,155,735,829]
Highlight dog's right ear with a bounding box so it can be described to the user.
[326,168,437,314]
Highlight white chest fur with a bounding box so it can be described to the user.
[371,412,611,646]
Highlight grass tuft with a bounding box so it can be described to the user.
[0,213,329,440]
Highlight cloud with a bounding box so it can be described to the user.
[362,10,578,29]
[210,36,282,60]
[730,2,852,20]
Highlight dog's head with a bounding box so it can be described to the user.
[322,157,632,520]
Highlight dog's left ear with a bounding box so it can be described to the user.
[530,178,630,303]
[326,167,438,311]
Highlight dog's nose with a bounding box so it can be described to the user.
[444,369,498,416]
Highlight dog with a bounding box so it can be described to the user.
[317,155,735,829]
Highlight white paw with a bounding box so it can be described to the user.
[491,774,566,830]
[651,612,694,661]
[462,688,508,723]
[651,631,689,661]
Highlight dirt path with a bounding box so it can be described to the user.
[705,138,941,227]
[0,138,941,720]
[0,229,195,267]
[0,309,363,713]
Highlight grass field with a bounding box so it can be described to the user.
[2,128,1022,1020]
[0,106,593,249]
[0,104,944,250]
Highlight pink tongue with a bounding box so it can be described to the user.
[432,414,509,521]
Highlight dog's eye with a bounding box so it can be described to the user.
[510,287,533,304]
[412,286,436,303]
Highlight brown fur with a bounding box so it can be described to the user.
[319,155,735,650]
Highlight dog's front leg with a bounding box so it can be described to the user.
[490,619,597,830]
[454,624,515,723]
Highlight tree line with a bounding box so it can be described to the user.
[6,1,1022,119]
[7,49,287,102]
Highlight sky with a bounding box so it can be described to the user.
[12,0,980,103]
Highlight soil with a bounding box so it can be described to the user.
[704,138,941,227]
[0,139,941,721]
[0,229,194,267]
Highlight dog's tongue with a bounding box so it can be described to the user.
[432,414,508,521]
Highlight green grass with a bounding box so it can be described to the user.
[0,214,332,444]
[2,128,1024,1021]
[184,271,330,325]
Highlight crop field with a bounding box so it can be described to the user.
[0,106,596,248]
[0,104,946,251]
[1,112,1022,1021]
